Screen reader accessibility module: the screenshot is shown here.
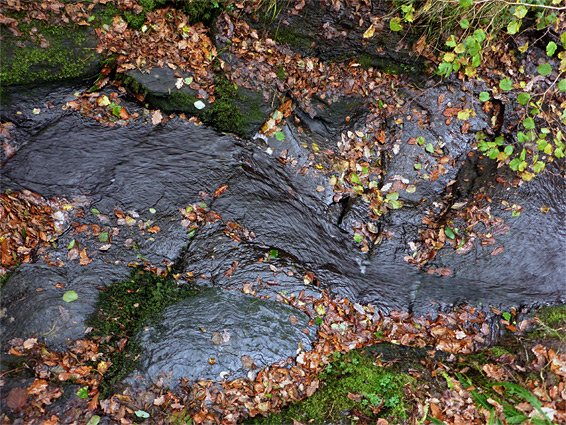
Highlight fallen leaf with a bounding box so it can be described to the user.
[490,246,504,256]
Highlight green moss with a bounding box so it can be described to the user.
[202,75,246,136]
[253,348,411,424]
[87,268,198,395]
[0,19,100,86]
[537,304,566,329]
[180,0,224,27]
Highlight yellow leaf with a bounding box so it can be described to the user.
[363,24,375,39]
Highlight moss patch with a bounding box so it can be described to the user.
[0,19,101,86]
[253,347,412,424]
[86,268,198,395]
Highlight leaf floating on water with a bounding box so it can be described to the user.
[63,290,78,303]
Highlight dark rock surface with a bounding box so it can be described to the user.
[128,287,316,389]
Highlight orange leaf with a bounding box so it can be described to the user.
[212,184,228,197]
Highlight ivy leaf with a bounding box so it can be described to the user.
[537,63,552,76]
[546,41,557,57]
[479,92,490,102]
[390,17,402,32]
[63,290,78,303]
[517,93,530,105]
[558,79,566,92]
[499,78,513,91]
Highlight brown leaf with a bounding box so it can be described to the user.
[490,246,504,256]
[151,110,163,125]
[212,184,228,197]
[147,225,161,233]
[442,107,462,117]
[6,387,28,410]
[289,315,299,325]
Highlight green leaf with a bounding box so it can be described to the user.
[98,232,108,243]
[187,228,196,238]
[513,5,528,19]
[459,18,470,29]
[149,207,156,214]
[350,173,359,183]
[517,132,528,143]
[386,192,399,201]
[517,93,530,105]
[533,161,545,173]
[446,35,457,47]
[390,17,402,31]
[479,92,490,102]
[509,158,521,171]
[67,240,76,250]
[499,78,513,91]
[473,29,486,43]
[504,145,513,155]
[507,20,521,35]
[86,416,101,425]
[77,387,89,399]
[562,32,566,48]
[269,249,278,258]
[444,227,455,239]
[519,148,526,161]
[459,0,473,8]
[184,76,193,85]
[354,233,364,243]
[134,410,150,419]
[537,63,552,76]
[91,208,100,214]
[472,54,481,67]
[274,130,285,141]
[315,317,323,325]
[558,79,566,92]
[438,61,452,77]
[523,117,535,129]
[63,290,78,303]
[425,143,434,153]
[416,136,425,145]
[414,163,422,170]
[546,41,557,57]
[502,311,512,321]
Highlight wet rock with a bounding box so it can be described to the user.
[246,0,425,76]
[128,287,316,388]
[0,262,130,350]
